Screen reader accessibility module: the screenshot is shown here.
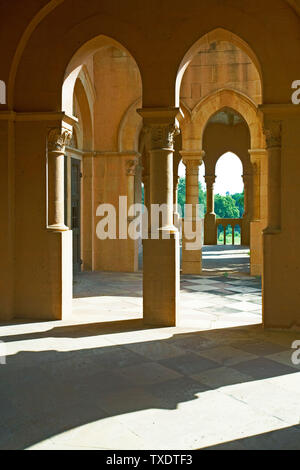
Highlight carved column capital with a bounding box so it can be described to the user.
[205,175,216,186]
[126,159,138,177]
[180,150,204,175]
[263,120,282,149]
[137,107,180,151]
[48,128,72,154]
[144,123,180,151]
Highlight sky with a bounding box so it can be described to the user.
[178,151,244,195]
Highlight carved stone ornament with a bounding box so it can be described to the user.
[205,175,216,186]
[48,128,72,153]
[263,120,282,149]
[146,124,180,151]
[126,159,138,176]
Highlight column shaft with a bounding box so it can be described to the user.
[47,128,71,231]
[204,175,217,245]
[181,151,204,275]
[138,107,180,327]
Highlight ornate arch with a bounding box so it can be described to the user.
[180,88,264,150]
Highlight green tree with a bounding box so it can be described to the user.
[177,177,206,217]
[231,192,244,217]
[214,194,240,219]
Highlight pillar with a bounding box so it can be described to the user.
[82,152,94,271]
[0,113,14,320]
[173,174,181,229]
[138,107,180,327]
[204,175,217,245]
[262,116,283,327]
[126,157,139,272]
[242,173,251,245]
[12,114,74,320]
[47,128,72,231]
[126,158,139,214]
[249,149,266,276]
[181,151,204,274]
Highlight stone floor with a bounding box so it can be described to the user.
[202,245,250,274]
[0,263,300,450]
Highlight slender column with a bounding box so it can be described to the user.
[206,175,215,214]
[47,128,72,231]
[242,173,251,246]
[263,120,282,233]
[82,152,94,271]
[242,174,251,218]
[204,174,217,245]
[249,149,266,276]
[126,158,139,217]
[181,151,204,275]
[249,150,264,222]
[138,107,180,327]
[173,174,180,228]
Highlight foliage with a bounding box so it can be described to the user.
[214,194,240,219]
[142,178,244,222]
[177,177,206,217]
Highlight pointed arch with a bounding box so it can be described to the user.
[176,28,263,107]
[180,88,264,150]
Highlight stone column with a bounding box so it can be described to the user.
[181,151,204,274]
[249,150,263,222]
[249,149,266,276]
[204,174,217,245]
[173,174,181,229]
[242,173,251,245]
[47,128,72,231]
[261,113,283,328]
[82,152,94,271]
[126,158,139,216]
[138,107,180,327]
[263,120,282,233]
[125,157,139,272]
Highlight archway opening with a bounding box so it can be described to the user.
[177,29,262,328]
[62,35,143,322]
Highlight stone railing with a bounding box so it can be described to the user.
[216,218,242,246]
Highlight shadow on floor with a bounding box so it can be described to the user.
[0,321,299,449]
[202,425,300,450]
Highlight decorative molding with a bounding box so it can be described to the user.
[48,128,72,153]
[0,111,78,125]
[93,151,141,159]
[205,175,216,186]
[180,150,205,173]
[145,123,180,151]
[259,103,300,116]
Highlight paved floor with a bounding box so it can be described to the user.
[1,266,300,450]
[202,245,250,274]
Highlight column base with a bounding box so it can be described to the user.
[143,234,179,327]
[47,223,69,232]
[182,250,202,275]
